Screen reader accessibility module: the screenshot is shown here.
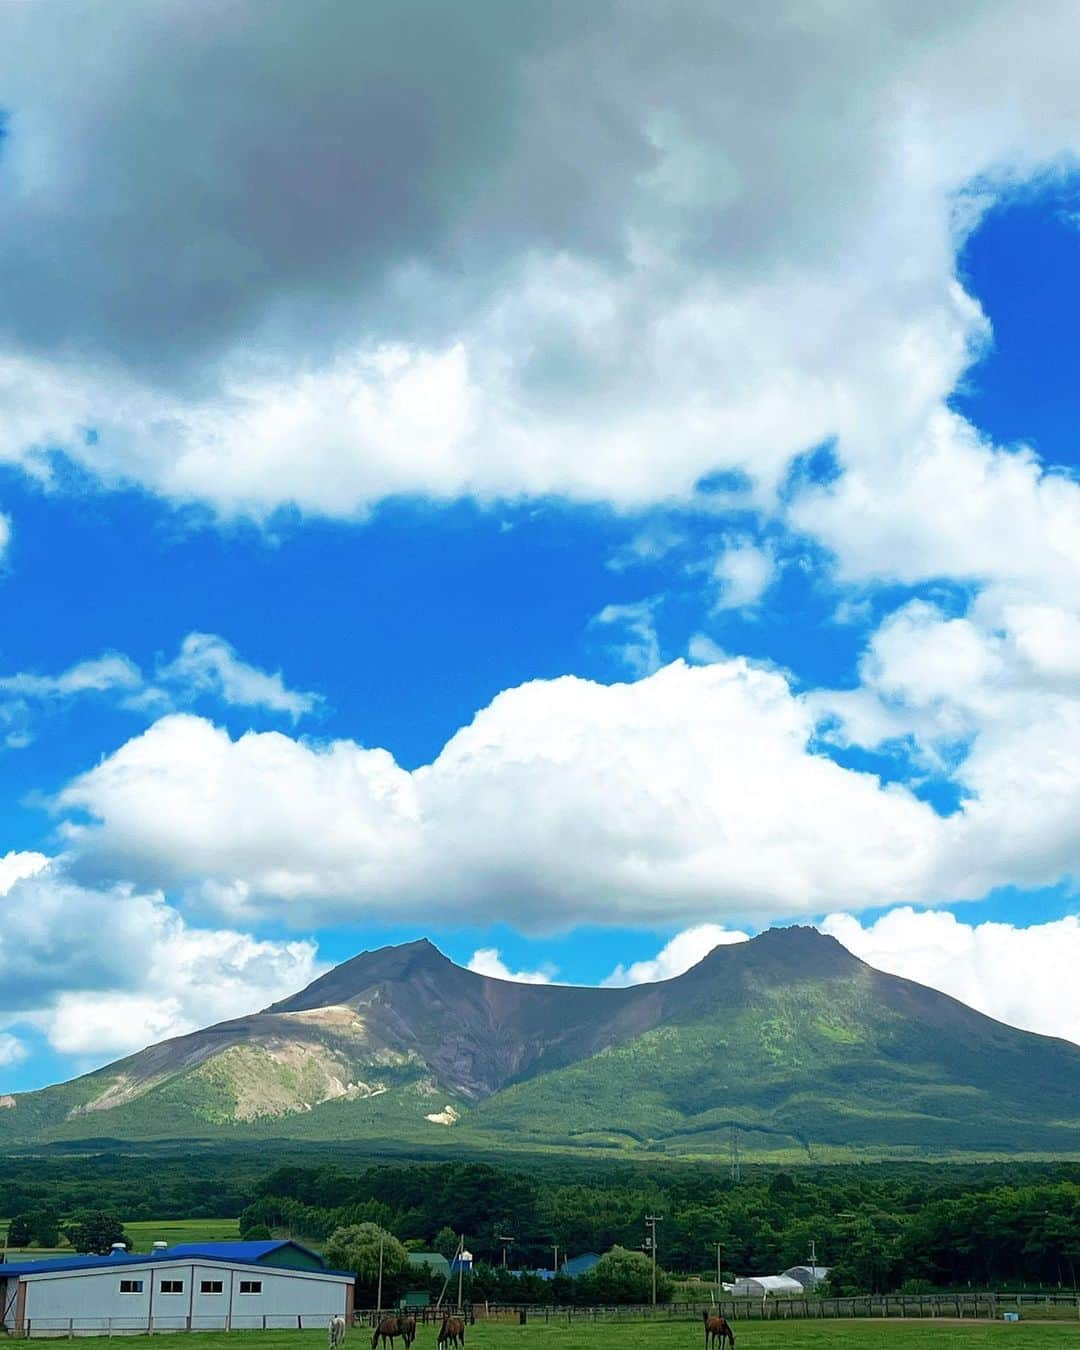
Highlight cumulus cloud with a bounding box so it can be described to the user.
[603,923,748,987]
[466,948,556,985]
[813,588,1080,893]
[0,511,11,563]
[0,0,1077,547]
[0,862,323,1060]
[53,660,961,930]
[0,849,49,894]
[821,909,1080,1046]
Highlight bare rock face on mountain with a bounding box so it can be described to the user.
[4,927,1080,1158]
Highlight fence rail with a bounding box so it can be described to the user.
[8,1294,1080,1337]
[464,1293,1080,1323]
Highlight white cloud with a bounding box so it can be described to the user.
[0,633,318,748]
[156,632,320,721]
[466,948,556,985]
[0,511,10,563]
[603,923,748,987]
[0,862,323,1060]
[591,599,662,677]
[0,1,1076,546]
[0,653,143,701]
[812,589,1080,895]
[711,538,775,610]
[0,1032,26,1068]
[0,849,49,894]
[54,660,960,931]
[821,908,1080,1047]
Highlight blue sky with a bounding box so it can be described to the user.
[1,3,1080,1091]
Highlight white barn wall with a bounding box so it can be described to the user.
[17,1259,351,1336]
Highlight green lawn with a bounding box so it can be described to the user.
[0,1216,240,1262]
[21,1321,1077,1350]
[123,1218,241,1248]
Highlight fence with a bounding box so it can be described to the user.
[9,1295,1080,1337]
[465,1293,1080,1323]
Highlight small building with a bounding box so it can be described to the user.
[168,1241,328,1272]
[0,1245,353,1337]
[449,1250,473,1274]
[560,1252,600,1278]
[730,1274,805,1298]
[783,1265,830,1290]
[407,1252,450,1279]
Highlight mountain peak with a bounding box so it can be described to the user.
[264,936,455,1013]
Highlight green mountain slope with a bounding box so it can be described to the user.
[3,928,1079,1158]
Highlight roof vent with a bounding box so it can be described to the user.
[152,1242,168,1252]
[111,1243,128,1256]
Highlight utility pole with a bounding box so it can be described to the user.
[644,1215,663,1306]
[809,1239,817,1287]
[457,1235,464,1313]
[376,1233,384,1315]
[716,1242,722,1296]
[552,1242,559,1276]
[496,1235,514,1270]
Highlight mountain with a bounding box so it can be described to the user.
[4,927,1080,1159]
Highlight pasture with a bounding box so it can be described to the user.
[0,1217,240,1263]
[13,1320,1077,1350]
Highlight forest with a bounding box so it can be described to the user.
[2,1149,1078,1297]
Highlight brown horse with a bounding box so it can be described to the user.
[703,1311,735,1349]
[438,1316,466,1350]
[372,1317,404,1350]
[400,1316,417,1349]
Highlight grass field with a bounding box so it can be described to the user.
[123,1218,241,1248]
[30,1322,1077,1350]
[0,1216,240,1262]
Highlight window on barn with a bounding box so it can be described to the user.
[160,1281,184,1294]
[200,1280,224,1294]
[239,1281,263,1295]
[119,1280,144,1294]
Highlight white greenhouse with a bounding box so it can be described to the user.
[729,1274,805,1297]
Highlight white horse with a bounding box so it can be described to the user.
[329,1315,348,1350]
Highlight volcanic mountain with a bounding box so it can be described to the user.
[3,927,1080,1158]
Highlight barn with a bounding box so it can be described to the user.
[0,1242,354,1337]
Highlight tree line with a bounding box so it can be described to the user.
[2,1151,1078,1295]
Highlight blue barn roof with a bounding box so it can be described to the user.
[0,1242,330,1278]
[168,1240,324,1267]
[561,1252,601,1277]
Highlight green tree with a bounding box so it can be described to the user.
[434,1226,459,1260]
[580,1245,673,1303]
[7,1215,33,1247]
[325,1223,411,1304]
[32,1213,60,1248]
[65,1213,129,1255]
[240,1223,273,1240]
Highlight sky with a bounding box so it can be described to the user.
[2,0,1080,1092]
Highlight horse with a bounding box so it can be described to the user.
[703,1311,735,1349]
[372,1316,404,1350]
[400,1315,417,1348]
[437,1315,465,1350]
[329,1316,348,1350]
